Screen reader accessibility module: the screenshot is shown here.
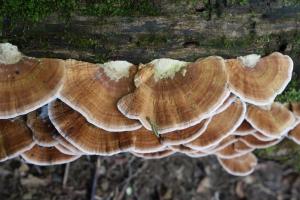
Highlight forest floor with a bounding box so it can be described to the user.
[1,151,300,200]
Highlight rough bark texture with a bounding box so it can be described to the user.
[2,1,300,75]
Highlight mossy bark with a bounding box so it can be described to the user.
[1,1,300,73]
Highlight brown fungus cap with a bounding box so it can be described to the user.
[233,140,254,153]
[186,98,246,150]
[0,43,65,119]
[132,149,175,159]
[234,120,256,136]
[58,60,141,132]
[117,57,229,134]
[225,52,293,105]
[216,142,253,159]
[169,145,198,154]
[251,131,276,142]
[55,143,79,156]
[239,135,282,149]
[26,106,59,147]
[0,118,35,161]
[49,100,214,154]
[48,100,164,155]
[246,102,295,138]
[288,122,300,144]
[54,135,84,155]
[217,152,257,176]
[21,145,80,165]
[291,102,300,118]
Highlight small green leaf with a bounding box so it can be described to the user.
[146,117,160,138]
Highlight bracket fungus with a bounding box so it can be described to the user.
[49,100,165,155]
[234,120,256,136]
[27,106,59,147]
[217,152,257,176]
[58,60,141,132]
[239,135,282,149]
[225,52,293,105]
[288,122,300,144]
[216,142,254,159]
[132,149,175,159]
[0,118,35,161]
[246,102,295,138]
[118,57,229,134]
[186,98,246,150]
[291,102,300,118]
[22,145,80,165]
[0,43,65,119]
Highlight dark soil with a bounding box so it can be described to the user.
[0,153,299,200]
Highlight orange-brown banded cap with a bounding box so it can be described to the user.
[288,121,300,144]
[0,44,65,118]
[233,140,254,153]
[117,57,229,134]
[246,102,295,138]
[201,135,239,154]
[186,98,246,150]
[251,131,276,142]
[234,120,256,136]
[291,102,300,118]
[54,135,84,155]
[169,145,198,154]
[48,100,164,155]
[58,60,141,132]
[159,117,211,145]
[216,142,254,159]
[132,149,174,159]
[225,52,293,105]
[26,106,59,147]
[21,145,80,165]
[0,118,35,161]
[239,135,282,149]
[217,152,257,176]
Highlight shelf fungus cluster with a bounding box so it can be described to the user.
[0,43,298,176]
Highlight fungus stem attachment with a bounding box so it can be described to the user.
[146,117,160,138]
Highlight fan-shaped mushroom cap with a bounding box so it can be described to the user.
[58,59,141,132]
[214,95,237,114]
[54,135,84,155]
[288,121,300,144]
[132,149,175,159]
[185,151,209,158]
[186,98,246,150]
[26,106,59,147]
[251,131,276,141]
[246,102,295,138]
[55,143,79,156]
[160,118,211,145]
[217,152,257,176]
[225,52,293,105]
[239,135,282,149]
[216,142,253,159]
[169,145,198,154]
[118,56,230,134]
[291,102,300,118]
[21,145,80,165]
[0,43,65,119]
[201,135,239,154]
[234,120,256,136]
[0,118,35,161]
[49,100,215,154]
[234,140,254,153]
[49,100,164,155]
